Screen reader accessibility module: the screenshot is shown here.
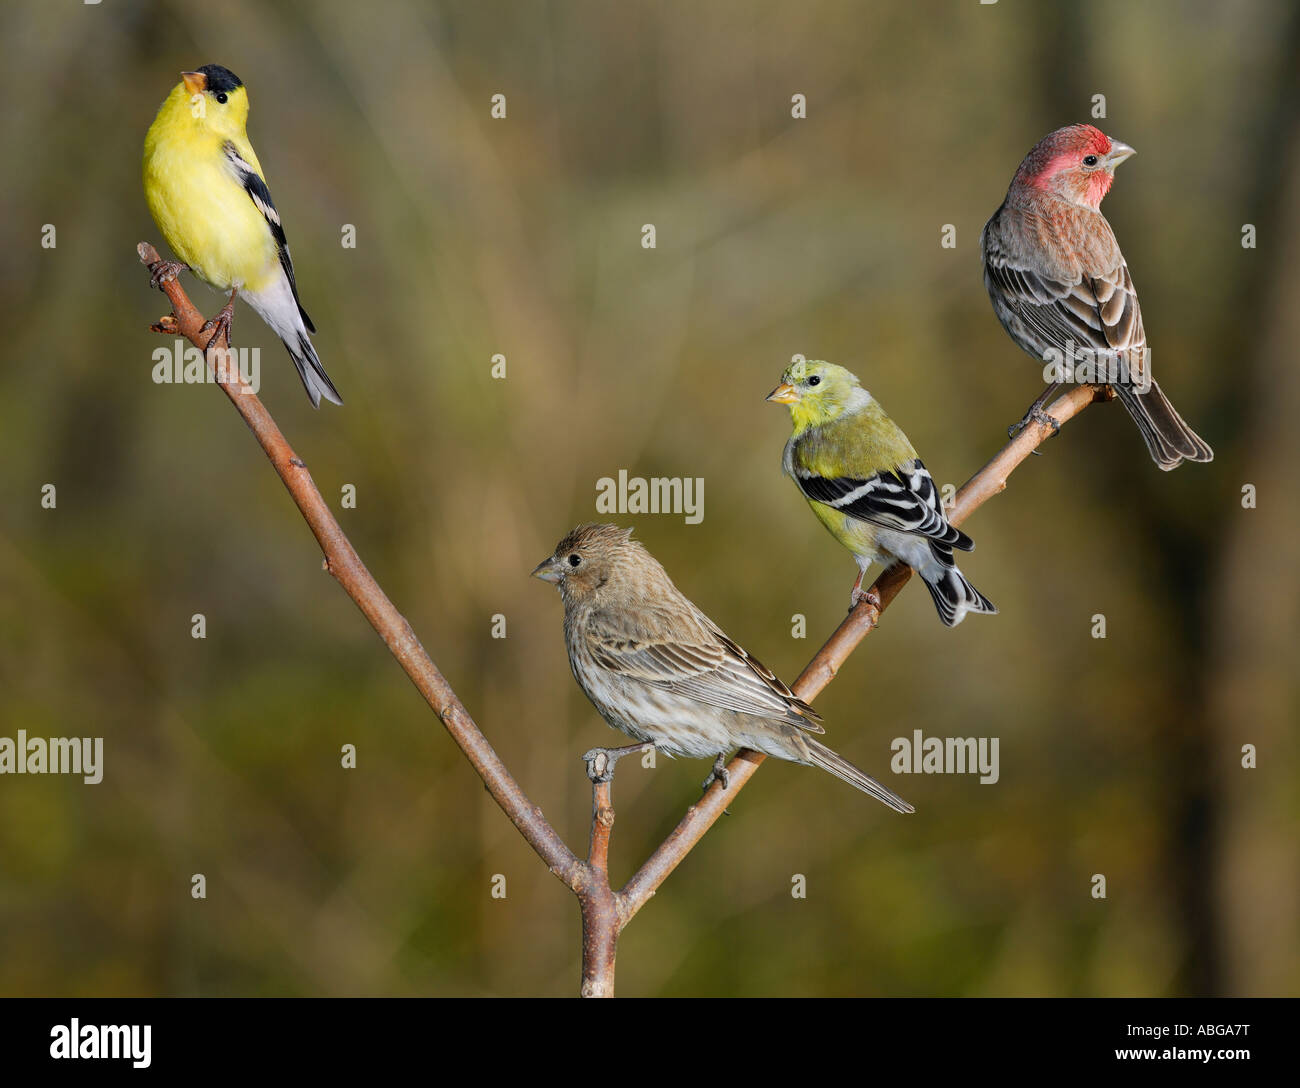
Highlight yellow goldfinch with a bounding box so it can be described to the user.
[769,361,996,626]
[143,64,342,407]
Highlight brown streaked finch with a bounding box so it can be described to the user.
[980,123,1213,470]
[532,524,913,813]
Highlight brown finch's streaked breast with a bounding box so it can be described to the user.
[533,524,914,811]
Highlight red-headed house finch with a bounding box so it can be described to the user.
[980,124,1213,470]
[532,524,913,813]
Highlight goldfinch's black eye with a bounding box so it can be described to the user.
[567,554,581,567]
[215,92,228,104]
[1082,154,1098,167]
[808,375,821,387]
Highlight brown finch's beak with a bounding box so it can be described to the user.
[181,70,208,96]
[766,382,799,405]
[531,556,563,584]
[1106,139,1136,169]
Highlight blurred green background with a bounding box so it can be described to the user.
[1,0,1296,997]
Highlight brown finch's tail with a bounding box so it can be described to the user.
[802,737,914,813]
[1114,379,1213,471]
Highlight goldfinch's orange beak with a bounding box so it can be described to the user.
[766,382,799,405]
[181,70,208,96]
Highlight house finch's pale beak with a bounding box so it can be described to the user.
[1106,139,1136,169]
[181,70,208,96]
[531,556,564,584]
[766,382,799,405]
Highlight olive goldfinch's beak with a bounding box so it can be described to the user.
[766,382,799,405]
[181,70,208,96]
[531,557,563,584]
[1106,139,1136,169]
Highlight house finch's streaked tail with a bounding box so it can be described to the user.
[532,524,913,813]
[980,123,1212,470]
[769,361,996,627]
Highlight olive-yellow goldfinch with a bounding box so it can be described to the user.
[769,361,995,626]
[533,524,912,812]
[143,64,341,407]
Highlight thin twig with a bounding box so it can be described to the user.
[137,242,583,891]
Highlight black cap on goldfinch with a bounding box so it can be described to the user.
[180,64,243,98]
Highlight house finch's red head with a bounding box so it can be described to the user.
[1011,123,1135,210]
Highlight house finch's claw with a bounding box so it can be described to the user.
[1030,406,1061,435]
[701,754,731,792]
[148,259,187,290]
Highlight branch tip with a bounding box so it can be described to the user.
[582,742,652,784]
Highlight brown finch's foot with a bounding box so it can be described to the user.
[1008,405,1061,448]
[582,742,654,783]
[200,289,238,351]
[148,259,187,290]
[701,754,731,792]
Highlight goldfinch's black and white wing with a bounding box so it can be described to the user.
[792,454,973,552]
[220,141,342,407]
[222,141,315,331]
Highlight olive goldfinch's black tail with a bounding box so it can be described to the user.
[922,565,998,627]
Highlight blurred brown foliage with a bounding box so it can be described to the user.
[0,0,1296,996]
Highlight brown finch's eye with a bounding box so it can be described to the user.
[1082,154,1098,167]
[808,375,821,386]
[215,92,228,104]
[567,554,581,567]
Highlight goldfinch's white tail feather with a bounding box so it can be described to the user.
[242,276,342,408]
[289,329,344,408]
[803,738,914,813]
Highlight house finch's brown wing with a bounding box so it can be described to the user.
[982,211,1148,388]
[983,209,1212,468]
[583,608,824,733]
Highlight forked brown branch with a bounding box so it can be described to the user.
[139,242,1101,996]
